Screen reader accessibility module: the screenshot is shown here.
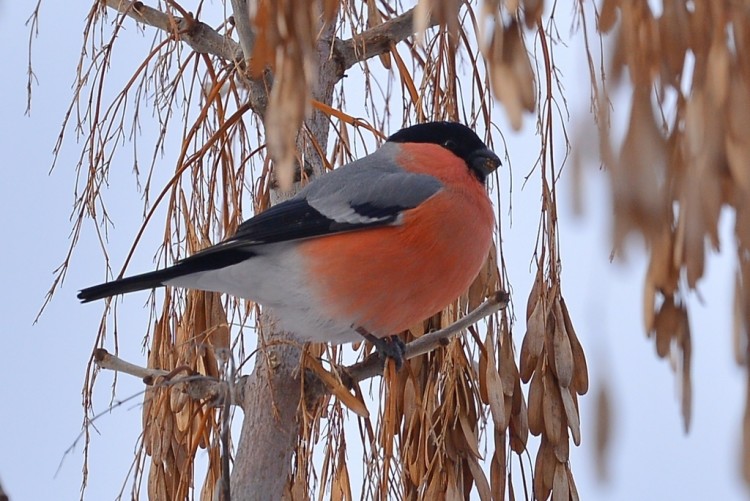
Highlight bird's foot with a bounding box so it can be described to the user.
[356,328,405,370]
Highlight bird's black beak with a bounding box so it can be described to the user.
[469,148,502,183]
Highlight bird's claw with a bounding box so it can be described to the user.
[372,335,406,371]
[356,328,405,370]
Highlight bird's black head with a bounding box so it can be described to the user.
[387,121,501,183]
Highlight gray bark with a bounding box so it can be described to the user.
[228,15,342,500]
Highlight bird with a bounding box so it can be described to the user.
[78,121,500,367]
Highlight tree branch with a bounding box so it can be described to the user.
[343,291,510,384]
[93,348,238,405]
[94,347,168,380]
[102,0,271,114]
[335,7,438,72]
[103,0,242,63]
[228,0,255,67]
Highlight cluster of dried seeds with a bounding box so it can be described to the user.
[520,268,588,500]
[142,292,228,500]
[250,0,338,190]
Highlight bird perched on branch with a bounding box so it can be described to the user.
[79,121,500,367]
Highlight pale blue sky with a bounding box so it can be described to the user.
[0,1,746,500]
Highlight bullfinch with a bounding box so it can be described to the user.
[78,121,501,366]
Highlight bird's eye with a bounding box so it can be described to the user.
[443,139,457,150]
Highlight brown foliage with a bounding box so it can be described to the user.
[588,1,750,444]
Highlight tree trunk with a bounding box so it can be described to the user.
[229,21,341,498]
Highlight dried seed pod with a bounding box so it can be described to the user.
[553,425,569,462]
[552,462,570,500]
[479,339,491,405]
[726,75,750,196]
[659,0,690,85]
[487,364,508,432]
[527,267,544,319]
[568,466,581,501]
[542,373,564,445]
[521,0,544,29]
[561,298,589,395]
[528,368,545,436]
[175,403,192,433]
[159,406,173,460]
[487,20,536,129]
[599,0,619,33]
[500,328,520,396]
[520,297,546,382]
[552,300,574,388]
[510,390,529,453]
[533,439,553,501]
[654,295,680,358]
[490,443,506,500]
[560,385,581,446]
[148,463,166,501]
[595,384,613,482]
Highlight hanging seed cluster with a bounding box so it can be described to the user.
[484,19,536,130]
[142,292,228,500]
[591,0,750,436]
[250,0,339,190]
[521,271,588,500]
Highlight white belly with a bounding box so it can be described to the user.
[164,242,361,344]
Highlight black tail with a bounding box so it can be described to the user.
[78,243,258,303]
[77,267,187,303]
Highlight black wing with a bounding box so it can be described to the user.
[77,198,406,302]
[230,198,404,244]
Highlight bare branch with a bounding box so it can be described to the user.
[93,348,237,405]
[25,0,42,115]
[229,0,255,67]
[406,291,510,358]
[344,291,510,384]
[94,348,169,380]
[335,7,437,71]
[103,0,243,63]
[102,0,270,114]
[218,358,236,501]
